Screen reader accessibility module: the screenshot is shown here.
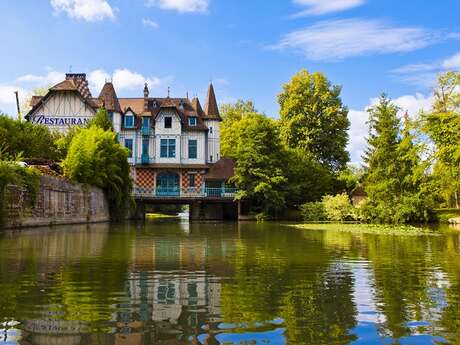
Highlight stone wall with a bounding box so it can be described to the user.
[4,175,109,229]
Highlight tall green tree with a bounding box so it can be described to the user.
[62,126,132,220]
[423,72,460,208]
[362,95,432,223]
[228,113,289,216]
[86,107,114,131]
[278,69,350,171]
[220,100,257,158]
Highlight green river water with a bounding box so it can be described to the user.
[0,220,459,344]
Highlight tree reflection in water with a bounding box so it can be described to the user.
[0,221,459,344]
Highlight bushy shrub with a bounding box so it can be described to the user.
[62,126,132,220]
[300,202,326,221]
[322,193,357,222]
[0,114,62,161]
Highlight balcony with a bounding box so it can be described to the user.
[204,187,238,198]
[141,154,150,165]
[156,187,180,197]
[141,127,151,136]
[132,186,237,199]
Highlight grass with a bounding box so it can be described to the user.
[290,223,441,236]
[146,213,179,219]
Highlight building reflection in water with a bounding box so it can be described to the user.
[1,221,460,344]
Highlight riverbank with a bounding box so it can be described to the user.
[289,223,456,236]
[4,175,109,229]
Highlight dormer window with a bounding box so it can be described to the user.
[149,100,158,109]
[164,116,172,129]
[189,117,197,126]
[125,114,134,128]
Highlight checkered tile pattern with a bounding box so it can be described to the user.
[133,168,205,190]
[182,170,204,189]
[135,169,155,188]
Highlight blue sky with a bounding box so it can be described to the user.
[1,0,460,163]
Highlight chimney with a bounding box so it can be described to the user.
[65,73,92,98]
[144,82,149,111]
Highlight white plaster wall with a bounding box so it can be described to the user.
[119,131,138,165]
[29,91,96,133]
[112,112,122,133]
[155,109,182,135]
[180,132,206,165]
[205,120,221,163]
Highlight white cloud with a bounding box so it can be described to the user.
[442,52,460,70]
[16,70,65,87]
[392,51,460,87]
[0,85,28,116]
[292,0,365,17]
[88,69,163,93]
[392,93,433,118]
[146,0,208,13]
[347,109,368,164]
[272,19,436,61]
[1,67,171,115]
[88,69,111,92]
[51,0,115,22]
[142,18,159,29]
[392,63,438,74]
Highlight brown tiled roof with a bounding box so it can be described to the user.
[50,79,78,92]
[205,158,235,180]
[204,83,221,121]
[118,97,209,131]
[98,82,121,112]
[191,97,206,117]
[26,78,98,119]
[119,98,144,115]
[30,96,43,108]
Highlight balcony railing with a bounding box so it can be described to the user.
[133,186,237,199]
[156,187,180,197]
[141,127,151,136]
[141,154,150,165]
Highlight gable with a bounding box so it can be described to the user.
[28,91,97,132]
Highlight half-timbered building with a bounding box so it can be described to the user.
[26,73,235,200]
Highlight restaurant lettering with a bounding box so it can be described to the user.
[32,115,91,126]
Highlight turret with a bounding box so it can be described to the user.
[203,83,221,163]
[204,83,221,120]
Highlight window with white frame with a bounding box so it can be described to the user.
[160,139,176,158]
[188,117,197,126]
[125,114,134,128]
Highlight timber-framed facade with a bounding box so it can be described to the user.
[26,73,236,204]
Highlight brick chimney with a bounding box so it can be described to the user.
[144,82,149,111]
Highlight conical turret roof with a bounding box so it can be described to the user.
[98,82,121,112]
[204,83,221,120]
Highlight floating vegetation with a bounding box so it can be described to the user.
[290,223,441,236]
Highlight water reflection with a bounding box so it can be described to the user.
[0,221,459,344]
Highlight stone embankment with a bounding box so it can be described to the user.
[4,175,109,229]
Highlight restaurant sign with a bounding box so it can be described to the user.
[31,115,91,126]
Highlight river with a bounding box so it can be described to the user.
[0,220,459,344]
